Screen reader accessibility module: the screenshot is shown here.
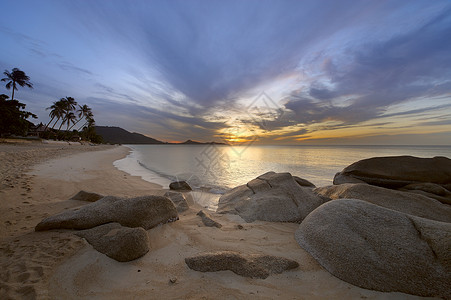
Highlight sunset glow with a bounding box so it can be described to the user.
[1,0,450,145]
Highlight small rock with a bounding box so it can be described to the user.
[197,210,222,228]
[169,181,192,191]
[164,191,189,212]
[185,251,299,279]
[70,190,104,202]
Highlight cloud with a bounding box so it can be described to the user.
[57,61,93,75]
[68,0,377,108]
[281,5,451,130]
[87,97,226,142]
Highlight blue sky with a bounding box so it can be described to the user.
[1,0,451,144]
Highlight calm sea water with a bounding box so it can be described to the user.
[114,144,451,199]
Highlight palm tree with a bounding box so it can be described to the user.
[45,100,66,131]
[64,96,77,112]
[57,97,78,131]
[1,68,33,101]
[68,104,92,131]
[78,112,94,131]
[63,111,77,131]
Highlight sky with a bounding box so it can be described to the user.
[1,0,451,145]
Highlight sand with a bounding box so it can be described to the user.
[0,140,436,299]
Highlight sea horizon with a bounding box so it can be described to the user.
[114,144,451,209]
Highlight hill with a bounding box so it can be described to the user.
[95,126,164,144]
[181,139,227,145]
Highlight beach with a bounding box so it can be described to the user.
[0,141,439,299]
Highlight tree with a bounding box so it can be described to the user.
[1,68,33,101]
[63,111,77,131]
[68,104,92,131]
[0,94,37,137]
[45,100,66,131]
[57,97,78,131]
[80,115,102,143]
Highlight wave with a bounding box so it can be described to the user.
[137,160,229,194]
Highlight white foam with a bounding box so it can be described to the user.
[113,146,172,188]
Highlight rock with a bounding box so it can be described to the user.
[295,199,451,298]
[197,210,222,228]
[400,183,451,205]
[70,190,104,202]
[333,172,367,185]
[35,195,178,231]
[185,251,299,279]
[293,176,316,188]
[164,191,189,212]
[217,172,326,223]
[334,156,451,189]
[314,183,451,223]
[76,223,149,262]
[169,181,192,191]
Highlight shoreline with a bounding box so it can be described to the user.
[0,142,439,299]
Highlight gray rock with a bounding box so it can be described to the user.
[169,181,192,191]
[164,191,189,212]
[295,199,451,298]
[35,195,178,231]
[76,223,149,262]
[197,210,222,228]
[400,183,451,205]
[334,156,451,189]
[314,183,451,223]
[217,172,326,223]
[70,190,104,202]
[293,176,316,188]
[333,172,367,185]
[185,251,299,279]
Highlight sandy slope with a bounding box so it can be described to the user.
[0,142,435,299]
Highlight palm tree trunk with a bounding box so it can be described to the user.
[58,119,65,132]
[11,81,15,101]
[44,116,55,131]
[68,118,82,131]
[77,121,89,132]
[51,117,60,130]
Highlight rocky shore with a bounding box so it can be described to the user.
[0,142,449,299]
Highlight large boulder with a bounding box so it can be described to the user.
[295,199,451,298]
[35,195,178,231]
[314,183,451,223]
[217,172,327,223]
[76,223,150,262]
[185,251,299,279]
[164,191,189,212]
[333,156,451,190]
[400,183,451,205]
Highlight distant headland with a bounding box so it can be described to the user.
[95,126,227,145]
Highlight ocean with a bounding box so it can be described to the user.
[114,144,451,210]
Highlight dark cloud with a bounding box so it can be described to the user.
[70,0,373,107]
[86,97,226,142]
[282,6,451,130]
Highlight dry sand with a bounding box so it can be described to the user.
[0,140,436,299]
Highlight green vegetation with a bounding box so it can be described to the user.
[1,68,33,101]
[1,67,102,143]
[0,94,37,137]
